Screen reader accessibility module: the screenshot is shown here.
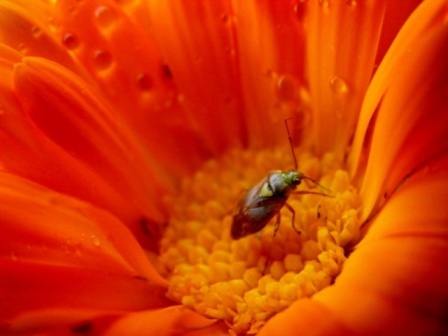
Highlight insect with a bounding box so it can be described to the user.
[231,118,329,240]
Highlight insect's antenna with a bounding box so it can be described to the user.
[284,118,298,170]
[302,176,333,195]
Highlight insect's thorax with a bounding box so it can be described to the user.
[258,169,304,198]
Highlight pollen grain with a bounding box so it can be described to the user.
[157,147,362,335]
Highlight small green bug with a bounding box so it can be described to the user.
[231,118,329,240]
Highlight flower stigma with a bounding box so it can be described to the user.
[157,147,362,335]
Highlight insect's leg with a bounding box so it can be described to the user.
[263,213,282,275]
[284,202,300,236]
[273,212,281,237]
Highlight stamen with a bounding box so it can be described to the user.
[157,147,362,335]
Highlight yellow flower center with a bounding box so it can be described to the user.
[157,146,362,335]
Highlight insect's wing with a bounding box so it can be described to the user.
[231,196,285,239]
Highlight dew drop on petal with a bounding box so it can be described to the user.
[346,0,357,6]
[93,50,113,70]
[62,33,80,50]
[17,43,28,55]
[90,235,101,247]
[47,16,59,32]
[264,69,277,79]
[294,1,306,22]
[95,6,117,29]
[162,63,173,80]
[226,47,236,58]
[31,26,42,38]
[329,76,349,94]
[221,13,229,24]
[276,75,298,102]
[177,94,185,104]
[136,72,153,91]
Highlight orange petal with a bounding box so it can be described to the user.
[230,0,309,147]
[146,0,246,153]
[350,0,448,183]
[13,56,172,245]
[104,306,227,336]
[361,153,448,242]
[0,260,167,332]
[0,172,170,330]
[359,17,448,218]
[305,0,387,156]
[259,298,355,336]
[375,0,422,63]
[310,155,448,334]
[51,0,206,174]
[0,47,154,244]
[4,309,118,334]
[0,172,167,278]
[259,154,448,335]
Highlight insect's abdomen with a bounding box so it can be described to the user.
[231,198,285,239]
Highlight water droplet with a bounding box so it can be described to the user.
[177,94,185,104]
[62,33,80,49]
[226,48,236,57]
[31,26,42,38]
[329,76,348,94]
[264,69,277,78]
[136,73,153,91]
[221,13,229,23]
[95,6,117,29]
[162,64,173,79]
[90,235,101,247]
[163,99,174,108]
[346,0,357,6]
[93,50,113,70]
[47,16,59,32]
[276,75,298,101]
[294,2,306,22]
[17,43,28,55]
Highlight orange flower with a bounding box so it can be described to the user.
[1,0,447,335]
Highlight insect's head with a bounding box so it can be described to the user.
[284,169,304,186]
